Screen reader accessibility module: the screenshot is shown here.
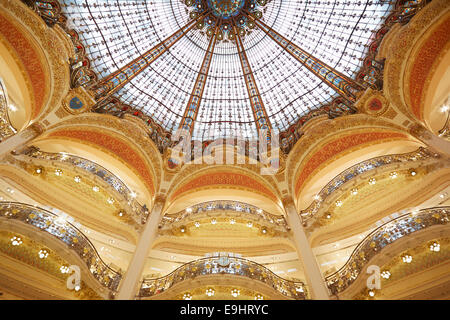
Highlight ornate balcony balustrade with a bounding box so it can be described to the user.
[300,147,439,223]
[0,78,17,142]
[17,146,149,225]
[325,206,450,295]
[0,201,122,292]
[139,256,307,300]
[160,200,289,232]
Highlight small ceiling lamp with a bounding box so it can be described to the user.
[186,207,192,213]
[351,188,358,196]
[107,197,114,204]
[60,265,70,274]
[261,227,267,234]
[38,249,49,259]
[335,200,343,207]
[430,242,440,252]
[74,176,81,183]
[230,218,236,225]
[368,289,375,297]
[402,254,413,263]
[10,236,22,246]
[211,218,217,225]
[231,288,240,297]
[381,270,391,279]
[92,186,100,192]
[205,288,215,297]
[369,178,376,185]
[254,294,264,300]
[194,221,200,227]
[389,172,398,179]
[183,292,192,300]
[55,169,63,176]
[180,226,186,233]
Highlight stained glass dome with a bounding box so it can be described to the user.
[60,0,394,142]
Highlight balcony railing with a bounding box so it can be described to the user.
[0,201,122,292]
[325,206,450,295]
[139,255,307,300]
[18,146,150,224]
[0,77,16,142]
[300,147,439,223]
[160,200,289,232]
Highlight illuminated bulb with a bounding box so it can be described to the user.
[107,198,114,204]
[296,287,304,293]
[10,236,22,246]
[74,285,81,291]
[211,218,217,225]
[230,288,240,297]
[369,178,376,185]
[130,192,137,198]
[261,227,267,234]
[180,226,186,233]
[74,176,81,183]
[381,270,391,279]
[326,213,332,219]
[183,293,192,300]
[194,221,200,228]
[256,208,262,214]
[254,294,264,300]
[60,266,70,274]
[38,249,49,259]
[118,210,124,217]
[335,200,343,207]
[389,172,398,179]
[430,242,440,252]
[440,105,449,113]
[230,219,236,225]
[402,255,413,263]
[368,290,375,297]
[186,207,192,213]
[440,193,448,199]
[35,168,42,174]
[92,186,99,192]
[55,169,63,176]
[351,188,358,196]
[410,169,417,176]
[314,195,321,201]
[8,104,17,112]
[205,288,215,297]
[247,221,253,228]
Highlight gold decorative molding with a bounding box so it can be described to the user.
[383,0,450,122]
[0,0,71,123]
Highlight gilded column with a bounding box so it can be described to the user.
[115,195,165,300]
[283,197,330,300]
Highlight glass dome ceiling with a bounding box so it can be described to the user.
[61,0,393,142]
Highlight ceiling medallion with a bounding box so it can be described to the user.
[185,0,268,41]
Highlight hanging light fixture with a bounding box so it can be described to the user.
[38,249,49,259]
[231,288,240,297]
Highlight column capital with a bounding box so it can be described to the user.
[281,196,295,210]
[153,194,166,206]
